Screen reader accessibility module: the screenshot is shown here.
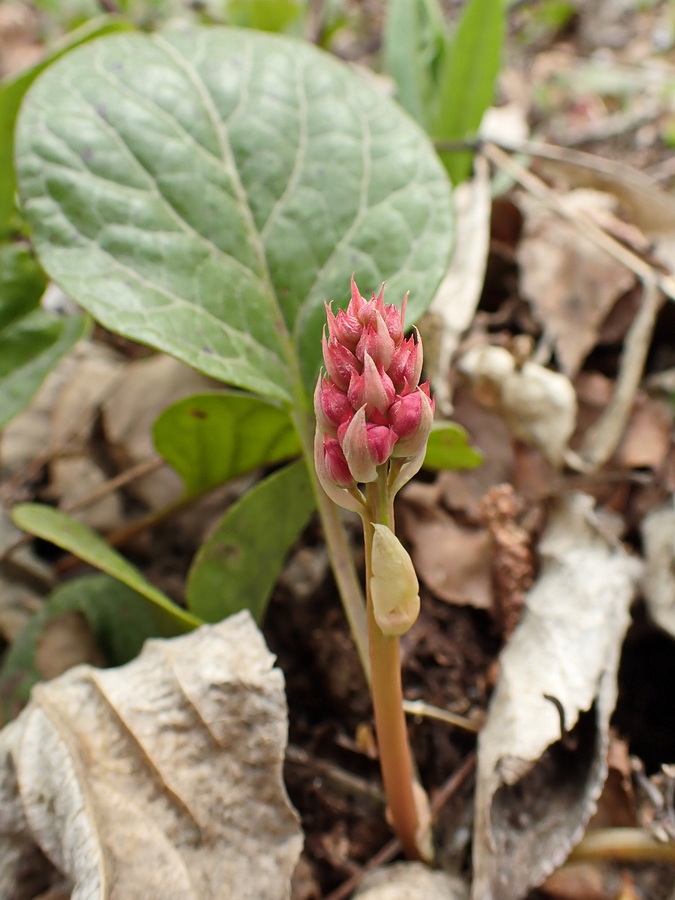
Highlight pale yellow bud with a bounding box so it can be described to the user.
[370,524,420,636]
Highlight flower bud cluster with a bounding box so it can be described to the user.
[314,278,434,506]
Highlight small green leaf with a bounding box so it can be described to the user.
[0,243,85,430]
[0,574,165,721]
[11,504,200,631]
[0,16,130,236]
[187,459,315,623]
[153,391,301,496]
[433,0,505,184]
[423,421,482,471]
[383,0,448,127]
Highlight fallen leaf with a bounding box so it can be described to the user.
[102,354,215,509]
[421,157,492,415]
[0,610,302,900]
[399,503,492,609]
[35,610,106,680]
[641,500,675,640]
[472,493,642,900]
[458,343,577,466]
[516,190,635,378]
[354,862,468,900]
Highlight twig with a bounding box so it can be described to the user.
[0,458,168,567]
[63,456,166,514]
[323,753,476,900]
[569,827,675,863]
[579,276,662,469]
[481,142,675,302]
[402,699,481,734]
[285,744,385,805]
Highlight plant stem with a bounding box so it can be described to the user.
[363,472,429,861]
[292,409,370,680]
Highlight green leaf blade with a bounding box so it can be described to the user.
[434,0,505,184]
[17,28,454,400]
[0,243,84,430]
[187,459,315,623]
[11,504,199,631]
[153,391,302,496]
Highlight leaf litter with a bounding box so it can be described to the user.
[3,3,675,899]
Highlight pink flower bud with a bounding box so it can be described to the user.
[315,375,353,433]
[355,313,395,369]
[383,291,407,343]
[391,383,434,457]
[322,436,354,486]
[366,423,398,465]
[322,332,359,391]
[388,333,423,393]
[325,303,361,348]
[340,407,378,483]
[347,354,395,416]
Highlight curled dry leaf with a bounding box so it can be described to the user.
[421,157,492,415]
[472,494,642,900]
[458,344,576,466]
[641,500,675,640]
[0,611,303,900]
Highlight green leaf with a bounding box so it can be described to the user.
[17,28,453,402]
[423,421,483,471]
[226,0,306,32]
[383,0,448,127]
[0,243,46,330]
[187,459,315,623]
[0,245,87,429]
[0,16,130,236]
[0,574,165,721]
[153,391,301,496]
[433,0,505,184]
[11,504,200,631]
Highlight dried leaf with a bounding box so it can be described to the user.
[472,493,642,900]
[641,500,675,640]
[516,190,635,378]
[354,862,468,900]
[458,344,576,466]
[421,157,492,414]
[0,611,302,900]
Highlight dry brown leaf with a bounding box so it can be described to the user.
[472,493,641,900]
[102,354,215,508]
[399,504,492,610]
[516,190,635,378]
[0,611,302,900]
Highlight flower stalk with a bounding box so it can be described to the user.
[313,278,434,860]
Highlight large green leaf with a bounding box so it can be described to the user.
[11,504,199,631]
[16,28,453,401]
[0,16,130,236]
[433,0,505,184]
[0,574,165,720]
[0,243,87,428]
[187,459,315,623]
[153,391,301,496]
